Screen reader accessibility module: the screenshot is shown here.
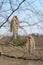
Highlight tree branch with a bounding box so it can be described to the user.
[0,0,25,28]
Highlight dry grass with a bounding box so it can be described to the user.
[0,35,43,65]
[0,45,43,65]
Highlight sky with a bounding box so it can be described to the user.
[0,0,43,36]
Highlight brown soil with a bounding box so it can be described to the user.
[0,45,43,65]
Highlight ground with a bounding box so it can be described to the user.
[0,56,43,65]
[0,45,43,65]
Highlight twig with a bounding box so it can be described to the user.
[0,0,25,28]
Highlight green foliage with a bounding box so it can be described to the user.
[12,36,25,46]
